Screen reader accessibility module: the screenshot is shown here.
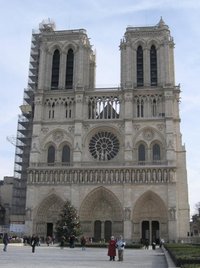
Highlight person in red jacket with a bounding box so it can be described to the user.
[107,236,116,261]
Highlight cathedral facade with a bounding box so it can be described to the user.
[19,18,189,243]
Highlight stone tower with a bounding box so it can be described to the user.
[19,18,189,242]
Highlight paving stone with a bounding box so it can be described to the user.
[0,244,169,268]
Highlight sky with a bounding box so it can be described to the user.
[0,0,200,217]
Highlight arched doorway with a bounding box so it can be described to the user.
[79,187,123,242]
[35,194,64,239]
[133,191,168,244]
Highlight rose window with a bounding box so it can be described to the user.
[89,131,120,160]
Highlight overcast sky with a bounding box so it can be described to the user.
[0,0,199,217]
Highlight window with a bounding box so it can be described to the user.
[49,103,55,119]
[65,49,74,89]
[138,144,145,162]
[137,99,144,117]
[47,145,55,164]
[89,131,120,161]
[62,145,70,164]
[137,46,144,87]
[150,45,157,86]
[51,49,60,88]
[152,99,157,117]
[152,144,161,161]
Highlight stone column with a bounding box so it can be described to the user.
[123,207,132,242]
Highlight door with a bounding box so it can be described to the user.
[104,221,112,242]
[152,221,159,244]
[94,220,101,242]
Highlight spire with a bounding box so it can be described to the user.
[157,17,169,29]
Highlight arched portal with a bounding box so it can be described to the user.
[133,191,168,244]
[35,194,65,239]
[79,187,123,242]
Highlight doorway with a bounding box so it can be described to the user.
[141,220,160,244]
[47,222,53,237]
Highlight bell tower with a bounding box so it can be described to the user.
[120,18,175,88]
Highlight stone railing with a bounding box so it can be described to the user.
[27,167,176,185]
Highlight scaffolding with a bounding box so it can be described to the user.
[13,30,40,215]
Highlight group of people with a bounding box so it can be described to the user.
[107,235,126,261]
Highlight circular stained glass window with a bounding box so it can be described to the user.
[89,131,120,161]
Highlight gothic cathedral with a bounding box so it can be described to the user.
[16,18,189,243]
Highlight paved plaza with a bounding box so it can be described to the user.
[0,243,176,268]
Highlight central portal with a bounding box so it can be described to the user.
[94,220,112,242]
[142,220,160,244]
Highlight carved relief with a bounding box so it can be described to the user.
[52,130,64,143]
[168,207,176,220]
[157,124,165,131]
[41,127,49,134]
[134,124,140,131]
[124,207,131,220]
[143,129,154,141]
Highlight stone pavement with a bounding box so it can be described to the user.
[0,244,174,268]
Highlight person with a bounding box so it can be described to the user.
[144,239,149,249]
[152,241,156,250]
[60,236,65,249]
[80,236,86,250]
[159,238,165,248]
[46,236,52,246]
[31,234,38,253]
[3,233,9,252]
[107,236,116,261]
[69,235,75,248]
[116,235,126,261]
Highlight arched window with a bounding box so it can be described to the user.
[137,99,144,117]
[152,99,157,117]
[152,143,161,161]
[62,145,70,164]
[51,49,60,89]
[137,46,144,87]
[150,45,157,86]
[65,49,74,89]
[47,145,55,164]
[138,144,145,162]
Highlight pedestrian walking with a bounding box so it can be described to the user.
[3,233,9,252]
[80,236,86,250]
[116,235,126,261]
[107,236,116,261]
[31,234,38,253]
[60,236,65,249]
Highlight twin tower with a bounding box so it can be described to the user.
[14,18,189,243]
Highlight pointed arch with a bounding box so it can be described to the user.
[61,144,71,164]
[36,193,65,218]
[47,145,55,164]
[150,45,157,86]
[79,186,123,221]
[138,143,146,162]
[51,49,60,88]
[152,143,161,161]
[65,48,74,89]
[137,45,144,87]
[133,190,168,221]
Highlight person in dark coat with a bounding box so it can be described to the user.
[69,235,75,248]
[107,236,116,261]
[81,236,86,250]
[31,234,38,253]
[3,233,9,252]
